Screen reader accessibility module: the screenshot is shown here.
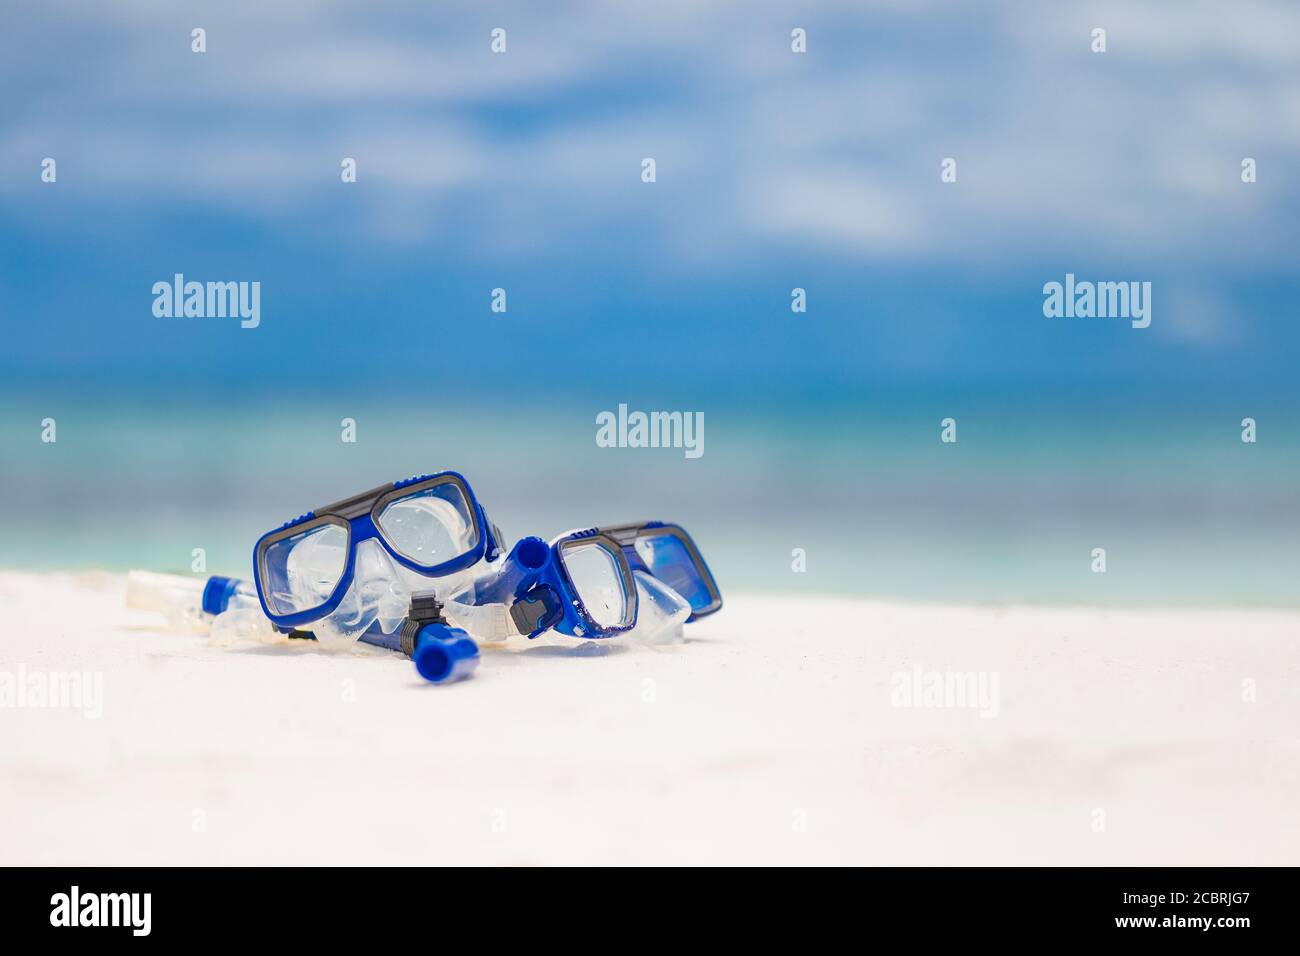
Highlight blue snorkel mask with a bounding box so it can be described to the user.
[250,471,505,647]
[191,482,720,681]
[448,520,721,641]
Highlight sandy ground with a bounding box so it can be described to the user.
[0,570,1297,866]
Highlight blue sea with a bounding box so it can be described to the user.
[3,385,1296,608]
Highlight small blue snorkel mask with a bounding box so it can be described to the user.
[448,520,721,642]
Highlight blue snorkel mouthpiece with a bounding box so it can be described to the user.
[400,591,479,684]
[413,626,478,683]
[488,536,552,594]
[462,536,564,638]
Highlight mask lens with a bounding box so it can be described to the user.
[633,531,715,613]
[375,481,479,567]
[561,540,630,630]
[261,522,349,617]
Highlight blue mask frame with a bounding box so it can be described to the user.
[603,520,723,621]
[252,471,503,630]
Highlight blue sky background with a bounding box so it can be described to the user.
[2,1,1298,604]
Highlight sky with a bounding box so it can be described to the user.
[1,0,1297,401]
[2,2,1298,604]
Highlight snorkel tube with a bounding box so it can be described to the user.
[459,536,566,637]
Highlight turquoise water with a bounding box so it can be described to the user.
[2,387,1297,607]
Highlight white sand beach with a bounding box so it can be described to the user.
[1,570,1296,866]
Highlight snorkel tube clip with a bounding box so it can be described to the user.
[509,585,563,637]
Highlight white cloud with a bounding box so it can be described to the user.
[1,0,1296,270]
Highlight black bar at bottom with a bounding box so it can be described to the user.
[0,867,1289,942]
